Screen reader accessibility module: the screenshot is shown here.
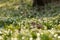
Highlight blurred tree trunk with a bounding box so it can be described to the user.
[32,0,60,8]
[33,0,44,7]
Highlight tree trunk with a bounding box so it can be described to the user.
[32,0,60,7]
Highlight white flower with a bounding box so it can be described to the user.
[36,33,40,40]
[48,30,55,35]
[58,36,60,38]
[54,34,58,37]
[0,31,2,34]
[36,37,40,40]
[0,36,3,40]
[11,38,17,40]
[30,37,33,40]
[37,33,40,37]
[22,36,25,40]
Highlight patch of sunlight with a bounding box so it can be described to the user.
[0,3,6,7]
[0,1,18,8]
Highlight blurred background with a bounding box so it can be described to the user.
[0,0,60,40]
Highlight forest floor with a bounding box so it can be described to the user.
[0,0,60,40]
